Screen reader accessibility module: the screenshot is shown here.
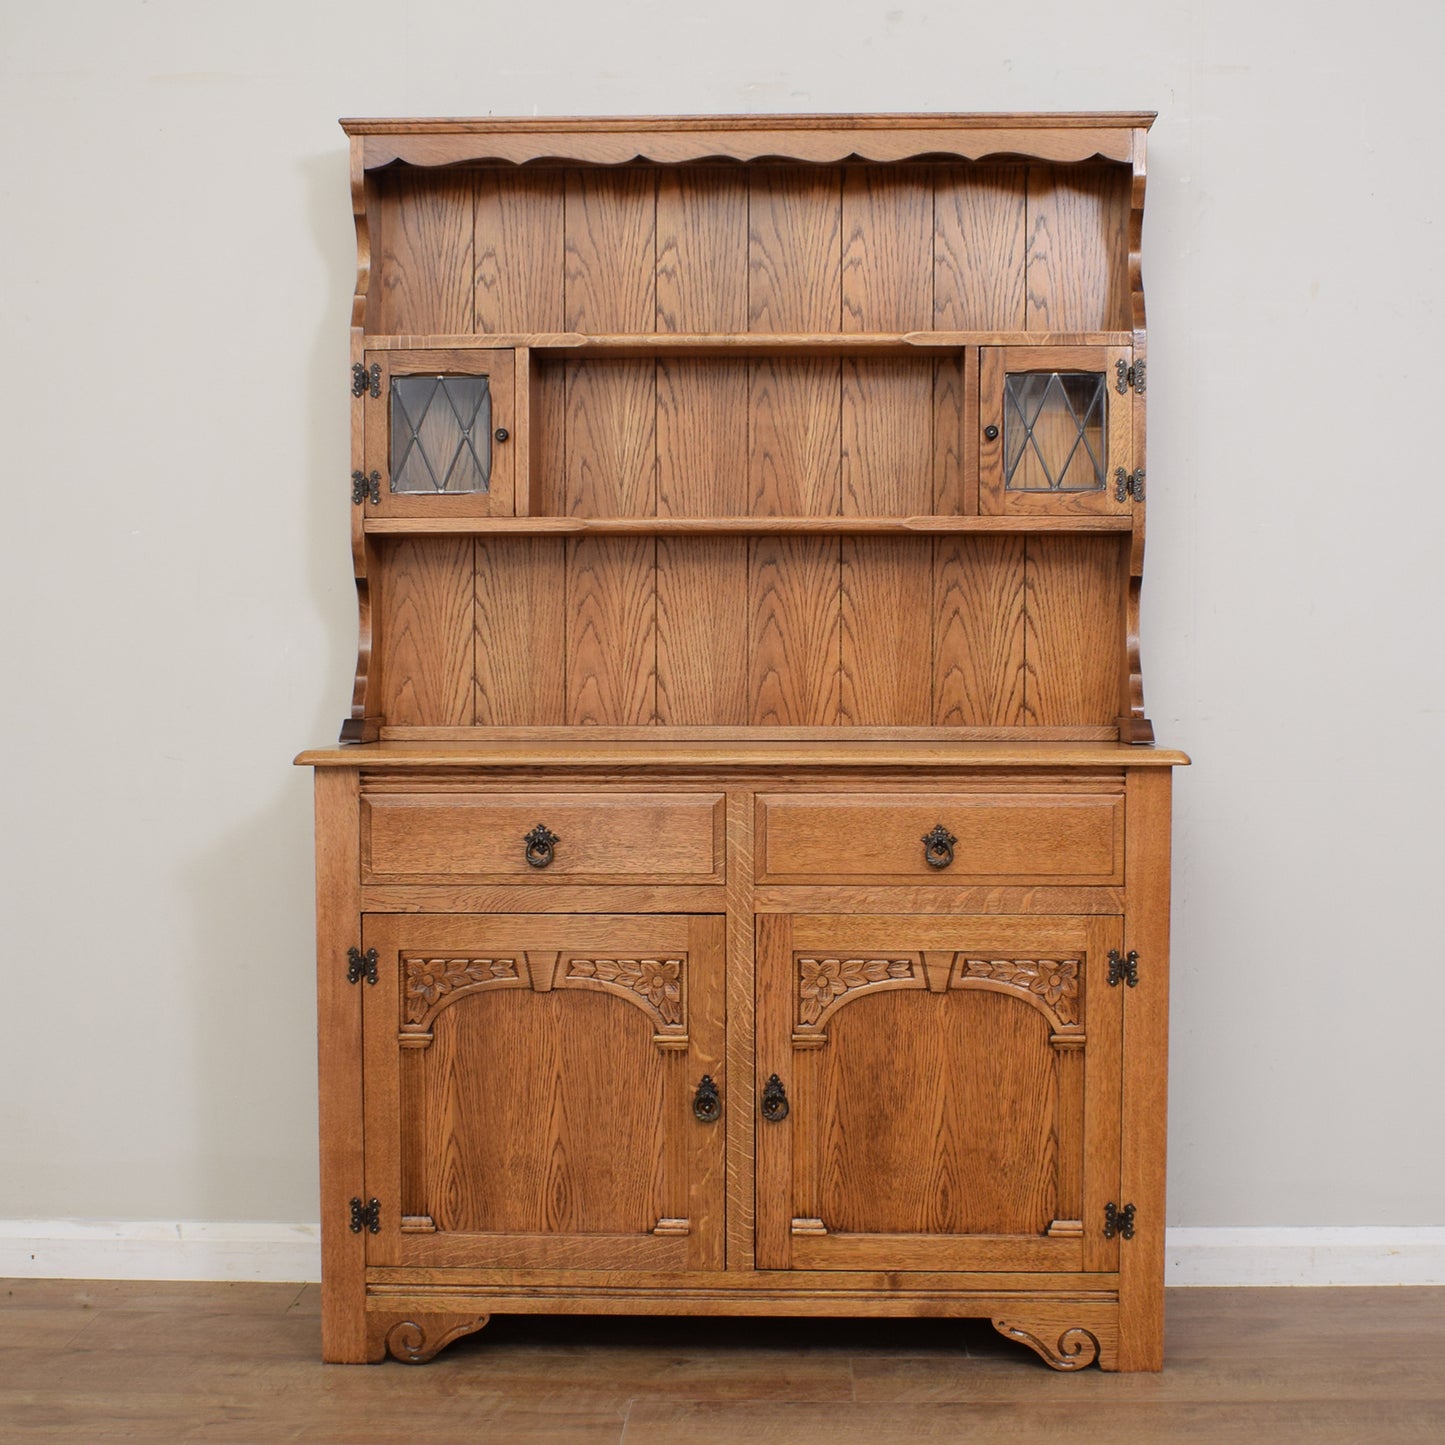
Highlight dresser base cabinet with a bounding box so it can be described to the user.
[305,758,1179,1371]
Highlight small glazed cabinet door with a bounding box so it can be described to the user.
[980,346,1135,517]
[362,348,516,518]
[755,913,1122,1273]
[361,913,725,1272]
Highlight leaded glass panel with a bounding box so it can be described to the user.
[390,374,492,494]
[1003,371,1106,492]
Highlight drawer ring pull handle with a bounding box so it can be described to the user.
[523,823,559,869]
[693,1075,721,1123]
[761,1074,790,1123]
[921,823,957,870]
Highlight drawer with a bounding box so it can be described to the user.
[363,791,725,883]
[757,792,1124,885]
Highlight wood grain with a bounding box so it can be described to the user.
[565,361,656,516]
[656,168,748,332]
[1024,536,1126,726]
[474,536,565,725]
[565,168,657,332]
[933,534,1026,725]
[371,168,474,334]
[656,538,749,725]
[841,359,932,516]
[377,537,476,726]
[566,537,657,725]
[749,538,841,725]
[657,359,749,517]
[841,166,932,332]
[930,352,973,516]
[839,538,932,726]
[475,170,565,333]
[748,168,842,333]
[1025,165,1132,331]
[749,359,841,516]
[934,164,1027,329]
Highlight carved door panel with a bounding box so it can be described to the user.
[362,913,725,1272]
[361,347,516,518]
[979,346,1135,517]
[755,913,1121,1273]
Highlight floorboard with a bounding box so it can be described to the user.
[1,1282,1442,1443]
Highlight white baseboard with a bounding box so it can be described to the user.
[3,1222,1443,1287]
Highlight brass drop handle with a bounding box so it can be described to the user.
[761,1074,790,1122]
[921,823,957,870]
[523,823,559,869]
[693,1075,721,1123]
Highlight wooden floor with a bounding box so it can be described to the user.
[2,1282,1443,1443]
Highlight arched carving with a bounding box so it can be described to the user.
[399,956,523,1041]
[795,955,924,1033]
[992,1319,1101,1371]
[951,956,1081,1030]
[563,955,687,1040]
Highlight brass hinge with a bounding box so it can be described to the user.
[349,1197,381,1234]
[1114,468,1146,503]
[1115,359,1146,394]
[1107,949,1139,987]
[347,947,378,985]
[351,361,380,398]
[351,470,380,506]
[1104,1201,1136,1240]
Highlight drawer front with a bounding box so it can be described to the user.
[757,792,1123,885]
[363,792,725,883]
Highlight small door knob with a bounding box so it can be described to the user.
[523,823,558,868]
[983,424,999,441]
[495,427,510,443]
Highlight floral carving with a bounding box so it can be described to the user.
[960,958,1080,1026]
[797,957,916,1026]
[402,957,519,1024]
[567,958,683,1025]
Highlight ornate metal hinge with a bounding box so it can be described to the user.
[1115,359,1146,394]
[351,470,380,505]
[1107,949,1139,988]
[349,1197,381,1234]
[347,947,378,986]
[1114,468,1146,503]
[1104,1201,1136,1240]
[351,361,381,398]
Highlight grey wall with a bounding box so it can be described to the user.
[2,0,1441,1227]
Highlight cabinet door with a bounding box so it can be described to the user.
[362,348,516,518]
[362,913,725,1272]
[755,913,1121,1273]
[980,347,1134,517]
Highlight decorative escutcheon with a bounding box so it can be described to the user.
[921,823,957,870]
[523,823,559,869]
[761,1074,789,1122]
[693,1075,721,1123]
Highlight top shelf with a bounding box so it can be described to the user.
[361,331,1136,357]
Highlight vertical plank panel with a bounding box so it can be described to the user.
[749,537,840,725]
[748,359,840,515]
[657,359,749,516]
[565,360,656,515]
[657,538,748,725]
[474,536,566,724]
[656,169,748,332]
[566,537,656,724]
[931,351,976,516]
[1024,535,1125,725]
[748,167,842,332]
[474,171,565,334]
[530,360,567,516]
[934,165,1027,330]
[564,169,657,332]
[377,537,475,725]
[752,913,793,1269]
[841,165,933,332]
[1025,165,1132,331]
[840,537,932,725]
[842,358,932,515]
[933,534,1026,725]
[372,170,475,335]
[724,792,757,1270]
